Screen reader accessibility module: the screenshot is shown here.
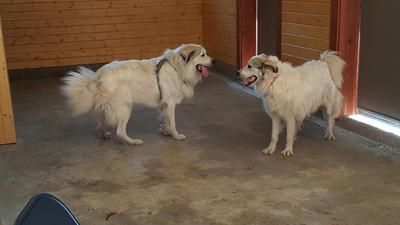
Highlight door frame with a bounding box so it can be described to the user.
[237,0,361,116]
[331,0,361,115]
[237,0,257,68]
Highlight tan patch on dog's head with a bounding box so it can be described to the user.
[179,44,202,63]
[162,44,212,88]
[237,54,280,88]
[256,54,279,74]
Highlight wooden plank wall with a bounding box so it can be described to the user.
[202,0,237,66]
[281,0,331,65]
[0,0,203,70]
[0,17,16,145]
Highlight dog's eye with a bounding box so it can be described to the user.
[201,54,205,57]
[248,65,252,69]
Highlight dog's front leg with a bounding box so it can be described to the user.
[165,103,186,141]
[159,105,171,136]
[281,118,296,156]
[263,115,281,155]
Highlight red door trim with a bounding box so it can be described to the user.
[331,0,361,116]
[237,0,257,68]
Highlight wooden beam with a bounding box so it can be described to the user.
[331,0,360,116]
[0,16,16,145]
[277,0,282,58]
[237,0,257,68]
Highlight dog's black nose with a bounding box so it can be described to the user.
[236,71,241,77]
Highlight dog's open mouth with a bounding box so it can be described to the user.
[196,64,209,78]
[244,75,257,87]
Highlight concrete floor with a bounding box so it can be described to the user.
[1,74,400,225]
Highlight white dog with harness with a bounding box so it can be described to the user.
[61,44,213,145]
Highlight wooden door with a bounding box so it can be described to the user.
[358,0,400,120]
[0,17,16,145]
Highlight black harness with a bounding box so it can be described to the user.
[154,57,189,101]
[155,58,169,100]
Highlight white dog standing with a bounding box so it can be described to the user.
[238,51,345,156]
[61,44,213,145]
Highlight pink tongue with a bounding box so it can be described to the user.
[199,65,209,77]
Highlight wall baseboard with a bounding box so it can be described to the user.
[8,63,104,80]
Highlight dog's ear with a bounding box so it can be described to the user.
[261,57,279,73]
[181,51,195,63]
[252,54,278,73]
[179,46,200,63]
[262,63,279,73]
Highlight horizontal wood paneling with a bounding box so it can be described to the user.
[282,22,329,39]
[0,0,203,69]
[283,1,330,14]
[282,33,329,50]
[285,0,329,2]
[281,43,321,59]
[281,0,331,65]
[203,0,237,66]
[282,12,329,26]
[5,27,201,47]
[0,1,202,14]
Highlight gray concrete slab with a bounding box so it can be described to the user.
[1,75,400,225]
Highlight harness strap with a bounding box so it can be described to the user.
[154,57,189,101]
[155,58,169,100]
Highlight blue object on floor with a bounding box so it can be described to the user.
[14,193,80,225]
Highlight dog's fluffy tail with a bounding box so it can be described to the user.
[321,51,345,89]
[61,66,99,115]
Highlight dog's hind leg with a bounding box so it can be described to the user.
[323,100,340,141]
[281,118,296,156]
[115,106,144,146]
[263,114,282,155]
[324,108,340,141]
[97,119,111,139]
[324,115,336,141]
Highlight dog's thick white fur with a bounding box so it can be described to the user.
[61,44,213,145]
[238,51,345,156]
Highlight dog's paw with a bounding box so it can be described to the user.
[324,133,336,141]
[281,148,294,156]
[173,133,186,141]
[158,127,171,136]
[263,146,276,155]
[127,139,144,146]
[101,131,112,139]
